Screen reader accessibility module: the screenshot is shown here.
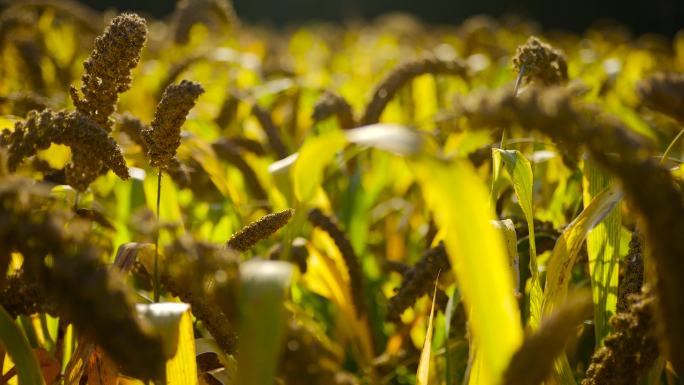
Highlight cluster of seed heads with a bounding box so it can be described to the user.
[0,176,165,380]
[117,113,190,187]
[171,0,237,45]
[385,243,450,322]
[582,292,659,385]
[70,13,148,132]
[617,231,644,313]
[312,90,356,129]
[361,56,468,125]
[226,209,294,252]
[142,80,204,170]
[512,36,568,86]
[0,270,55,318]
[636,72,684,124]
[163,235,241,352]
[2,109,129,191]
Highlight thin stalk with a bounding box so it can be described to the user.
[500,65,526,150]
[660,128,684,166]
[153,168,162,302]
[491,65,526,207]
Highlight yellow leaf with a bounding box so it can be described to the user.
[410,156,522,384]
[416,284,439,385]
[166,306,198,385]
[292,130,347,202]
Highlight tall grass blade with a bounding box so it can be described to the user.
[292,130,347,202]
[0,306,45,385]
[582,159,621,346]
[542,184,622,315]
[410,156,522,385]
[542,184,622,385]
[417,283,439,385]
[493,149,543,327]
[165,306,197,385]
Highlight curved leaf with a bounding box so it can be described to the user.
[0,306,45,385]
[292,130,348,202]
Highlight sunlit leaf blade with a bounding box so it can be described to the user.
[493,149,542,327]
[492,219,520,293]
[0,306,45,385]
[136,303,191,360]
[582,159,621,346]
[292,130,348,202]
[302,236,375,362]
[410,156,522,385]
[542,184,623,385]
[542,184,623,316]
[417,284,439,385]
[345,124,424,155]
[493,149,536,263]
[237,260,294,385]
[165,306,198,385]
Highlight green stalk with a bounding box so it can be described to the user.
[660,128,684,165]
[500,65,526,150]
[154,168,162,302]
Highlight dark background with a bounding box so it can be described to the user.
[79,0,683,37]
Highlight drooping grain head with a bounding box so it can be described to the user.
[226,209,294,252]
[636,73,684,124]
[171,0,238,45]
[70,13,148,131]
[142,80,204,170]
[3,109,129,191]
[512,36,568,86]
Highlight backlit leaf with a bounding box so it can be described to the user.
[410,156,522,385]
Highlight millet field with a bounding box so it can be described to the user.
[0,1,683,385]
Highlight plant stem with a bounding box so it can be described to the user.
[153,168,162,302]
[500,65,526,150]
[660,128,684,166]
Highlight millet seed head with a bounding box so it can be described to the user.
[70,13,148,131]
[142,80,204,170]
[4,109,129,191]
[636,72,684,124]
[512,36,568,86]
[226,208,294,252]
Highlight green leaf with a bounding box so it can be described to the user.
[582,159,621,346]
[444,289,468,385]
[542,184,623,316]
[542,184,623,385]
[292,130,348,202]
[492,219,520,293]
[410,156,522,385]
[493,149,543,327]
[0,306,45,385]
[237,260,294,385]
[417,284,439,385]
